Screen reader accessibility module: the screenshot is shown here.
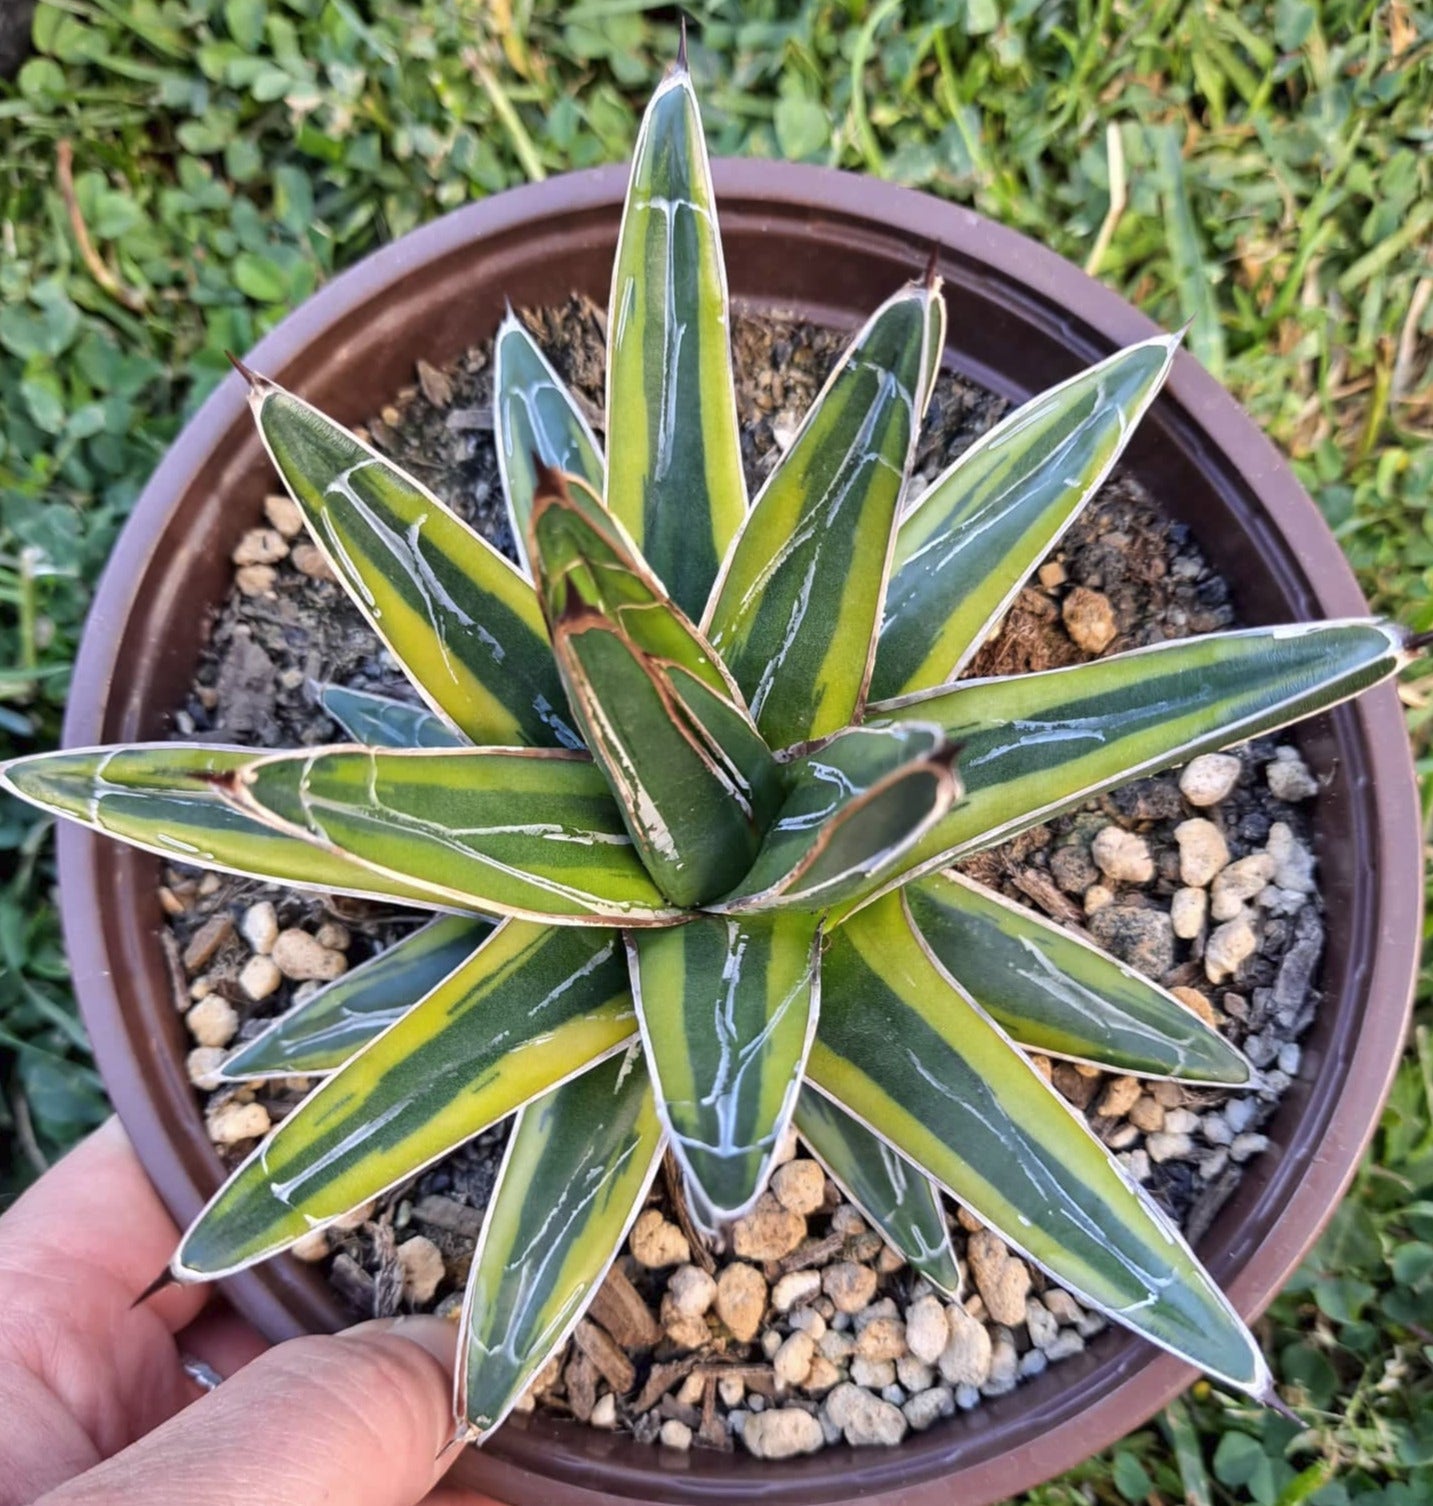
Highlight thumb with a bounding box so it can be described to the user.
[40,1317,469,1506]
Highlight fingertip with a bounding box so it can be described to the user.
[343,1314,460,1374]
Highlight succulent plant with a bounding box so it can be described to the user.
[2,54,1419,1446]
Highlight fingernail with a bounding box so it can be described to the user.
[343,1314,459,1370]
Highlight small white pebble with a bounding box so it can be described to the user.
[1179,753,1241,807]
[186,1046,228,1087]
[771,1158,826,1215]
[1170,886,1208,939]
[590,1393,618,1428]
[1091,826,1154,884]
[263,492,304,538]
[397,1235,445,1303]
[1205,916,1258,984]
[240,900,279,954]
[659,1419,692,1451]
[772,1269,821,1313]
[1175,818,1230,888]
[315,921,351,951]
[239,953,283,1002]
[1266,746,1318,801]
[272,928,347,982]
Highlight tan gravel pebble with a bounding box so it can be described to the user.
[207,1100,271,1145]
[1179,753,1241,806]
[291,542,338,581]
[741,1407,824,1459]
[182,913,233,974]
[1097,1075,1141,1119]
[1210,853,1276,921]
[263,492,305,538]
[1170,886,1208,939]
[1174,818,1230,888]
[398,1235,445,1303]
[773,1330,816,1389]
[630,1209,690,1269]
[272,928,348,982]
[235,563,277,597]
[186,995,239,1048]
[966,1230,1031,1327]
[1062,586,1117,654]
[822,1261,878,1314]
[1205,915,1258,983]
[904,1295,949,1365]
[770,1158,826,1215]
[186,1046,228,1087]
[714,1262,766,1341]
[938,1305,993,1388]
[1091,826,1154,884]
[232,527,290,567]
[771,1269,821,1313]
[239,953,283,1002]
[730,1193,806,1261]
[663,1264,717,1318]
[289,1228,330,1263]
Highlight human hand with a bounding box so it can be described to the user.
[0,1116,480,1506]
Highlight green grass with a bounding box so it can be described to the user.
[1,0,1430,1497]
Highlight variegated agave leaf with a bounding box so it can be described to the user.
[605,58,746,620]
[528,468,781,907]
[8,51,1422,1449]
[176,922,635,1278]
[809,893,1273,1395]
[459,1047,665,1440]
[221,915,494,1080]
[705,275,946,749]
[221,744,681,924]
[493,310,605,579]
[871,330,1180,701]
[628,911,820,1220]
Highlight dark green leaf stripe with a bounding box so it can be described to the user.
[630,912,820,1219]
[318,683,465,749]
[528,474,781,904]
[221,916,494,1079]
[872,333,1178,701]
[808,893,1269,1392]
[714,723,959,912]
[493,311,605,578]
[705,281,944,748]
[605,64,746,619]
[460,1049,664,1439]
[0,744,442,908]
[908,871,1250,1083]
[176,922,636,1277]
[234,746,681,924]
[250,377,579,749]
[867,620,1407,903]
[794,1086,960,1297]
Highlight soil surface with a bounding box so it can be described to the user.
[159,297,1323,1455]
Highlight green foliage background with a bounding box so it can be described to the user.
[0,0,1429,1498]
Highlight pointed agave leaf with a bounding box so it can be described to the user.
[712,724,961,914]
[858,620,1410,909]
[229,745,681,925]
[871,333,1179,701]
[628,912,820,1218]
[176,922,635,1278]
[808,893,1271,1394]
[493,311,605,578]
[246,371,579,749]
[0,744,443,908]
[908,871,1250,1083]
[318,682,466,749]
[705,279,946,748]
[221,916,494,1080]
[605,62,746,618]
[794,1086,960,1297]
[459,1049,664,1439]
[529,473,782,907]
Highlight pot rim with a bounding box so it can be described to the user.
[57,159,1421,1506]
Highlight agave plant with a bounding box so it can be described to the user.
[3,55,1418,1446]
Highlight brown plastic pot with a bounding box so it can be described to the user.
[58,162,1419,1505]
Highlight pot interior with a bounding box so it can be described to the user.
[59,162,1417,1506]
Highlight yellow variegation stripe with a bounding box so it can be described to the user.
[629,912,820,1219]
[493,311,605,578]
[794,1086,960,1298]
[605,63,747,619]
[704,279,945,748]
[247,372,578,749]
[809,893,1270,1394]
[852,619,1409,912]
[872,332,1179,700]
[231,745,681,925]
[221,916,493,1080]
[176,921,636,1278]
[0,744,444,908]
[459,1049,664,1439]
[908,871,1250,1083]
